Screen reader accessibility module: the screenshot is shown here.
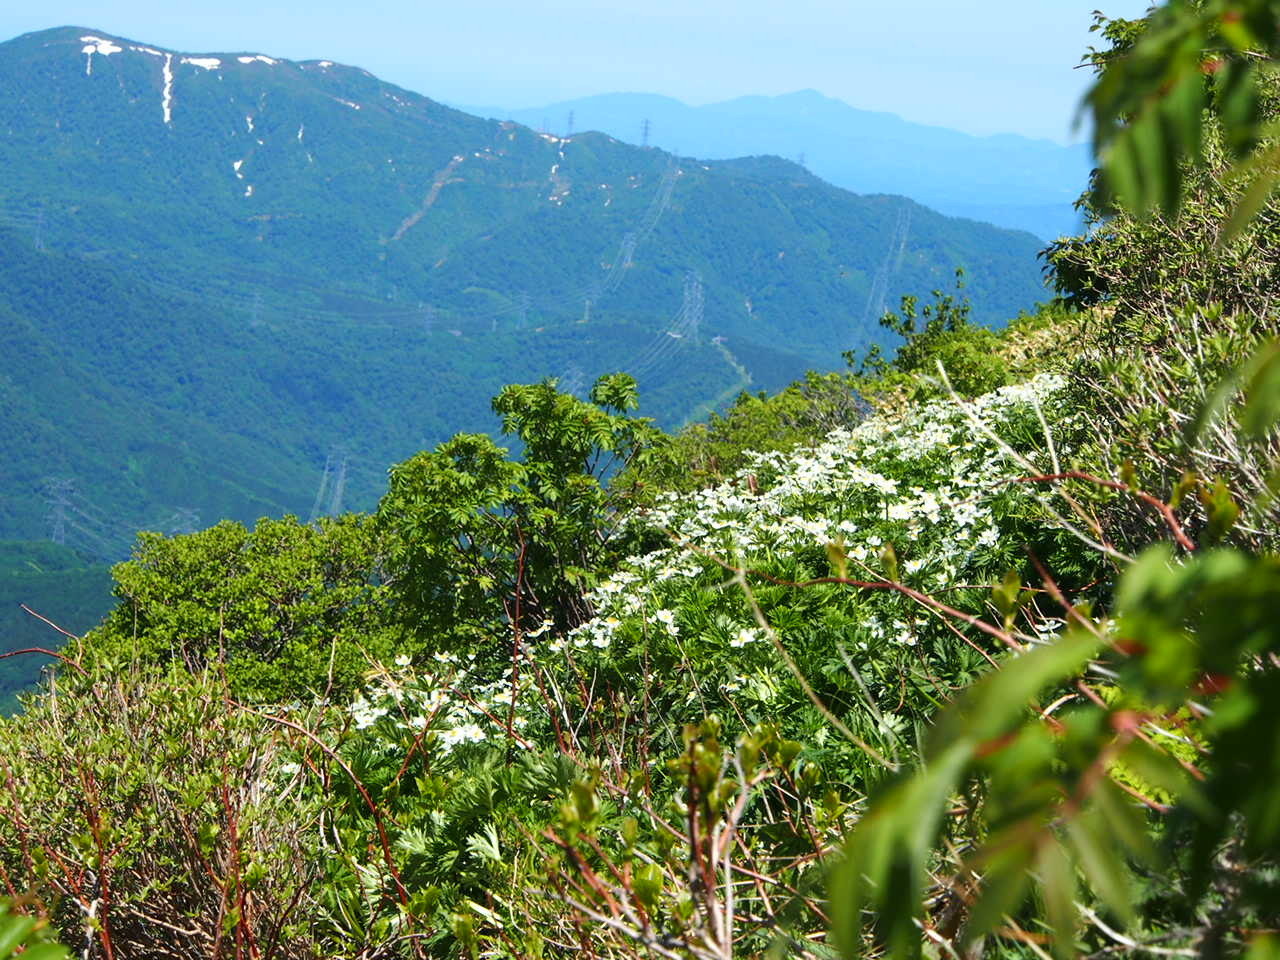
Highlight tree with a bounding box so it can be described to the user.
[376,373,662,662]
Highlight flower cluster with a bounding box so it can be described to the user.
[545,374,1067,664]
[342,649,538,753]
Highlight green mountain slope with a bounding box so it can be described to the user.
[0,25,1047,556]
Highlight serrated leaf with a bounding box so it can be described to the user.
[1117,739,1211,816]
[1091,779,1157,865]
[932,629,1104,749]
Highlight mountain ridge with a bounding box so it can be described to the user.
[461,88,1091,239]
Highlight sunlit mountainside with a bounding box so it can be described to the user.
[0,25,1047,547]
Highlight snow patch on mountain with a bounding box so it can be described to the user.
[181,57,221,71]
[80,35,121,76]
[161,53,173,124]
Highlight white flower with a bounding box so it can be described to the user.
[654,609,678,635]
[525,618,554,639]
[350,695,387,730]
[394,653,412,668]
[730,627,767,648]
[886,502,913,522]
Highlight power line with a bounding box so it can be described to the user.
[308,447,350,521]
[158,507,200,535]
[862,206,911,327]
[557,362,586,398]
[1,152,686,345]
[308,451,336,524]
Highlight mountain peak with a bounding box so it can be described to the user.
[4,26,355,77]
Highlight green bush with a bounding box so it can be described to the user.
[78,513,399,701]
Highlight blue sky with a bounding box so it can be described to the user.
[0,1,1151,142]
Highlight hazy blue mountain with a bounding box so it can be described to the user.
[0,27,1050,677]
[463,90,1091,241]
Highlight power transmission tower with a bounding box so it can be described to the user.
[683,270,704,341]
[517,293,531,327]
[43,478,73,546]
[327,454,348,515]
[421,304,435,334]
[566,110,574,137]
[798,152,807,169]
[641,118,651,148]
[581,298,592,323]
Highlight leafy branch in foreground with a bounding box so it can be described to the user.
[1086,0,1280,233]
[829,344,1280,959]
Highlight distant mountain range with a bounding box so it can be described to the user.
[0,26,1050,688]
[461,91,1091,241]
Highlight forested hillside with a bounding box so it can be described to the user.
[0,25,1045,544]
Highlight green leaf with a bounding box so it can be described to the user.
[962,833,1035,945]
[1116,739,1211,816]
[1038,839,1079,959]
[880,542,898,582]
[1241,341,1280,438]
[13,946,70,960]
[1245,935,1280,960]
[1066,806,1134,924]
[632,862,663,913]
[0,913,37,958]
[932,629,1104,749]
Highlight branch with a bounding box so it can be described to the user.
[1013,471,1196,552]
